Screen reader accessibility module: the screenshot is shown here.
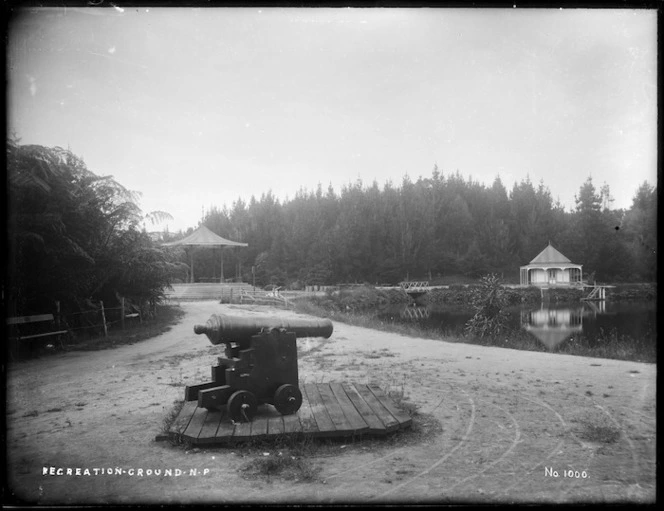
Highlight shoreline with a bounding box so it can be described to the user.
[291,297,656,364]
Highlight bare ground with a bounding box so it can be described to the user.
[4,301,656,505]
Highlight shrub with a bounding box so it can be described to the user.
[464,274,511,338]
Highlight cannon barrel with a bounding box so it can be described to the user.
[194,313,333,345]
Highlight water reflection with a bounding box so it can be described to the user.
[399,305,430,320]
[520,303,607,350]
[376,299,654,360]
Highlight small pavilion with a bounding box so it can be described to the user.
[163,225,248,283]
[519,243,582,287]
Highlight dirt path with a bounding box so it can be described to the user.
[5,302,656,504]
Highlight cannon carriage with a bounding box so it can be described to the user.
[184,314,333,423]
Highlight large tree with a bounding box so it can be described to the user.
[7,139,180,315]
[621,181,657,281]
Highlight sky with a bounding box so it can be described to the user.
[7,6,658,233]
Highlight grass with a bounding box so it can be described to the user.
[577,423,621,444]
[386,377,419,419]
[241,455,320,483]
[570,410,622,444]
[161,399,186,445]
[365,348,397,359]
[238,435,322,483]
[558,328,656,363]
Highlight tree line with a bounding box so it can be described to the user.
[6,140,657,317]
[186,166,656,287]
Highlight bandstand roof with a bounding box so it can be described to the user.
[162,225,248,247]
[524,328,574,351]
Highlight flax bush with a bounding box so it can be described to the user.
[464,273,511,339]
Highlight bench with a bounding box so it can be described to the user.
[6,314,69,358]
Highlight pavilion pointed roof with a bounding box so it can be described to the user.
[529,243,571,265]
[524,328,575,351]
[163,225,248,247]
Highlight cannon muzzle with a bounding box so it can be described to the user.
[194,313,333,345]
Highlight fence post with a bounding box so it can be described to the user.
[120,297,125,330]
[100,301,108,337]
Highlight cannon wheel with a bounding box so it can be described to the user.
[274,384,303,415]
[228,390,257,422]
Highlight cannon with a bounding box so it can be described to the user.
[184,314,333,422]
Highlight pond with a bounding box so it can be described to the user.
[374,300,656,362]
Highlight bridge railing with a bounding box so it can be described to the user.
[399,281,430,292]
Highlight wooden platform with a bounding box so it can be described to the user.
[164,283,255,302]
[157,383,412,445]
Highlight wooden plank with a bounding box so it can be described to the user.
[215,411,236,441]
[282,412,302,434]
[197,408,224,444]
[183,406,209,441]
[233,420,252,441]
[329,383,369,434]
[211,364,226,384]
[184,381,221,401]
[355,385,399,432]
[251,415,269,439]
[170,401,198,436]
[341,383,387,434]
[367,383,412,427]
[198,385,233,409]
[296,385,319,435]
[302,383,336,435]
[18,330,68,340]
[267,415,285,436]
[316,383,354,432]
[7,314,54,325]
